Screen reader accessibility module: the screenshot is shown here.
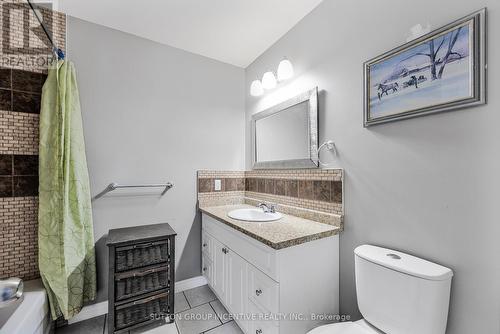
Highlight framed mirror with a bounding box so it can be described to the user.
[251,87,319,169]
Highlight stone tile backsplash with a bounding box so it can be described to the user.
[197,171,246,207]
[197,169,344,226]
[245,177,342,204]
[198,177,245,193]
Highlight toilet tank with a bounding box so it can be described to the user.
[354,245,453,334]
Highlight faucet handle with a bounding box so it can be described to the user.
[258,202,277,213]
[269,203,277,213]
[257,203,269,212]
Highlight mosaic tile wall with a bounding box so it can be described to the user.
[0,196,38,280]
[0,2,66,280]
[197,169,344,227]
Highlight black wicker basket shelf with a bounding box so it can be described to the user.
[107,223,176,334]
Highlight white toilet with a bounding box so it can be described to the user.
[309,244,453,334]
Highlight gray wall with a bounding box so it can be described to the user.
[67,17,245,302]
[245,1,500,333]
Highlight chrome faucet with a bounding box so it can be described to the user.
[258,203,276,213]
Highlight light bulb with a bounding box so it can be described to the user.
[277,58,294,81]
[250,80,264,97]
[262,71,277,90]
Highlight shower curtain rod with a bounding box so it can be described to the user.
[26,0,65,60]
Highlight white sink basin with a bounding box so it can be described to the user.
[227,208,282,222]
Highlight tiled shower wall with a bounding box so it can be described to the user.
[0,1,66,280]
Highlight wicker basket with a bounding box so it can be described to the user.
[115,292,169,330]
[116,240,169,272]
[115,266,169,301]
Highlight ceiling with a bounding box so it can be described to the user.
[58,0,323,68]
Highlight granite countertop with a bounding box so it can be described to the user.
[199,204,341,250]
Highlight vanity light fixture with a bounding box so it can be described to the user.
[262,71,277,90]
[250,79,264,97]
[250,58,294,96]
[277,58,294,82]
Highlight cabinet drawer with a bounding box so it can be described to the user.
[115,240,169,272]
[114,292,169,330]
[248,264,279,314]
[115,265,169,302]
[247,300,279,334]
[201,230,215,261]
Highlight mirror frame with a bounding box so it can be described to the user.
[251,87,319,169]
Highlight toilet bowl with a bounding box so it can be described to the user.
[307,245,453,334]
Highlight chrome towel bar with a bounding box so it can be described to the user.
[92,182,174,200]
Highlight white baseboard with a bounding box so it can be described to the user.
[68,300,108,325]
[68,275,207,325]
[174,275,207,293]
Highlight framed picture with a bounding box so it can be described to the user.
[364,8,486,127]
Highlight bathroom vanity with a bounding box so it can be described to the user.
[198,89,343,333]
[200,205,341,334]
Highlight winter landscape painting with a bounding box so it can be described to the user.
[364,9,486,126]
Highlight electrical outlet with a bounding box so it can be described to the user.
[214,179,222,191]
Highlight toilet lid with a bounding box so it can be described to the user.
[308,322,376,334]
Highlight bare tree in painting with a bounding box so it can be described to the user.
[427,38,446,80]
[400,27,463,80]
[437,27,463,79]
[401,36,447,80]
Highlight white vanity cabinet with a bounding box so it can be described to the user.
[201,213,339,334]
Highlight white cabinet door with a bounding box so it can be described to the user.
[225,249,248,331]
[202,230,215,261]
[212,237,227,301]
[202,254,213,287]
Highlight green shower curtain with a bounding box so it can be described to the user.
[38,60,96,320]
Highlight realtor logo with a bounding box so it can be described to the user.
[2,2,53,55]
